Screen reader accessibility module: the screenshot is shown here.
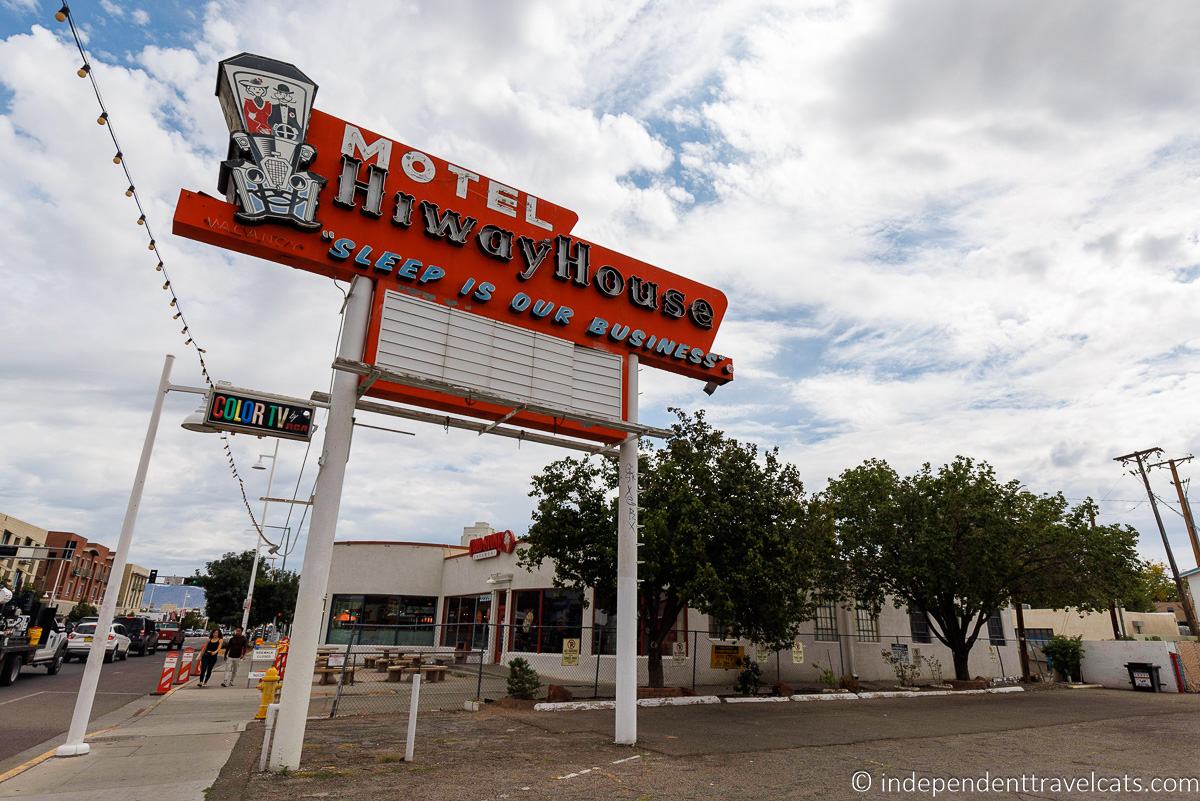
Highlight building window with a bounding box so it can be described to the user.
[708,616,735,641]
[1024,627,1054,645]
[441,593,492,651]
[855,607,880,642]
[909,610,932,644]
[986,612,1006,645]
[509,588,583,654]
[815,603,839,641]
[325,594,438,646]
[593,601,687,656]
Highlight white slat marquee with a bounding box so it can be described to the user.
[375,290,624,421]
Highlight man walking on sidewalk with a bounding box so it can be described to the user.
[221,626,249,687]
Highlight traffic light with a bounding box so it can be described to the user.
[147,569,158,584]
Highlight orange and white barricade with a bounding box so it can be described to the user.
[272,637,290,678]
[155,651,179,695]
[175,645,195,684]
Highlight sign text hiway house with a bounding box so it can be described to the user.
[171,53,733,768]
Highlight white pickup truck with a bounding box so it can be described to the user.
[0,588,69,685]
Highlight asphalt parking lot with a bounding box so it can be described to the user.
[222,688,1200,801]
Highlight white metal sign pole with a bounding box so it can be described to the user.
[615,354,639,745]
[270,276,373,771]
[57,354,175,757]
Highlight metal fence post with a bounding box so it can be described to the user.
[593,628,603,699]
[475,630,485,701]
[691,631,698,691]
[329,625,356,718]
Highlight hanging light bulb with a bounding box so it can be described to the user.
[77,63,90,78]
[185,337,194,345]
[172,312,181,320]
[113,151,123,164]
[125,185,135,197]
[169,298,177,307]
[162,280,170,290]
[55,4,69,22]
[156,261,164,271]
[148,240,156,250]
[97,112,108,125]
[137,214,146,225]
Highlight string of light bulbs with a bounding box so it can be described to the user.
[55,2,273,546]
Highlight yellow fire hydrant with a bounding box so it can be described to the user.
[255,666,280,720]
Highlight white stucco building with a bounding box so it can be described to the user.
[320,522,1021,686]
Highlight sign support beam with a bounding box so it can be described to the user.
[615,355,639,745]
[270,276,373,771]
[57,354,175,757]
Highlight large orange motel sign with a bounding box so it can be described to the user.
[172,53,733,767]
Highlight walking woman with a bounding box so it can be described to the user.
[198,628,223,688]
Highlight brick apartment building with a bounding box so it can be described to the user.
[44,531,114,614]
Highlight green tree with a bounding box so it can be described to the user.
[520,409,834,687]
[66,601,98,623]
[823,457,1139,681]
[190,550,298,627]
[1122,561,1178,612]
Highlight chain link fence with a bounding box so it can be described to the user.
[301,623,1023,717]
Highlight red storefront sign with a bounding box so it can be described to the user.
[468,530,517,560]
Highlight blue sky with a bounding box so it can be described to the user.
[2,0,1200,579]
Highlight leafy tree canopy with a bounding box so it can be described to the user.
[190,550,299,627]
[520,409,835,686]
[823,456,1140,680]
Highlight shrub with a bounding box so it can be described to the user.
[922,655,945,685]
[506,657,540,699]
[1041,635,1085,681]
[735,656,762,695]
[881,649,922,686]
[812,662,837,688]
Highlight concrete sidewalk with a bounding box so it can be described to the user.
[0,685,260,801]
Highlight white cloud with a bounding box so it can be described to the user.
[1,0,1199,577]
[131,9,149,26]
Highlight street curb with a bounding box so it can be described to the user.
[534,695,722,712]
[724,695,791,703]
[531,686,1025,712]
[0,672,194,785]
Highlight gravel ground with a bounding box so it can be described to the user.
[225,688,1200,800]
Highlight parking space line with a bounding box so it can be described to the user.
[0,691,45,706]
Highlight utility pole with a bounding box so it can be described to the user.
[1149,455,1200,568]
[1114,448,1200,636]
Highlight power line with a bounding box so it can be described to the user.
[55,3,265,540]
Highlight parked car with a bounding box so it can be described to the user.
[114,616,160,656]
[157,621,185,650]
[65,622,131,663]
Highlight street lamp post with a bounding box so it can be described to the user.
[242,440,279,632]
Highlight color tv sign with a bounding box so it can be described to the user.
[173,54,733,441]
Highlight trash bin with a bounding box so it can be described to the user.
[1125,662,1161,692]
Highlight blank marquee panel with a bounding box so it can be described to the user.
[375,290,624,421]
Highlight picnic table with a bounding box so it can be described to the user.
[313,655,356,686]
[385,664,449,683]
